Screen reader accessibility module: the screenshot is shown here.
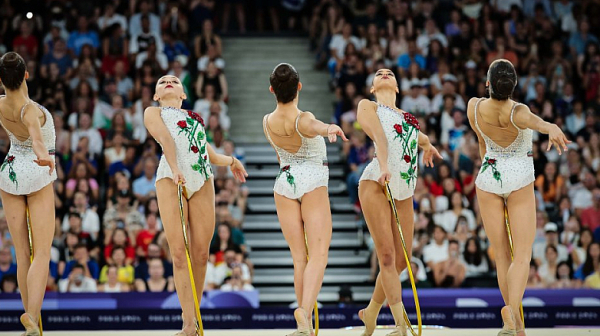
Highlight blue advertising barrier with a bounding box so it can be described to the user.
[1,289,599,331]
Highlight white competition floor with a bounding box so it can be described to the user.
[1,329,598,336]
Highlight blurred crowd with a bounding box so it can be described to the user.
[304,0,600,290]
[0,0,252,294]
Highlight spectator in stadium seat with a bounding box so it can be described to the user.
[533,222,569,265]
[0,247,17,282]
[167,56,192,109]
[58,263,97,293]
[210,223,243,264]
[432,239,466,288]
[162,31,190,64]
[194,20,223,60]
[12,20,38,59]
[388,24,409,64]
[576,242,600,281]
[0,274,18,293]
[401,79,431,117]
[397,39,425,71]
[136,213,159,258]
[423,225,449,269]
[440,109,467,153]
[135,40,168,73]
[535,162,565,207]
[64,214,96,254]
[98,265,130,293]
[101,24,129,78]
[133,157,158,204]
[581,188,600,233]
[417,19,448,57]
[329,23,362,76]
[565,100,586,136]
[97,2,127,32]
[197,45,225,73]
[195,61,228,101]
[104,133,127,170]
[220,265,254,291]
[129,0,160,37]
[346,130,372,205]
[438,192,476,232]
[212,248,251,288]
[527,261,543,288]
[104,227,135,266]
[41,39,72,78]
[62,244,99,281]
[554,261,580,289]
[538,245,560,287]
[135,243,173,281]
[67,17,100,57]
[129,15,163,57]
[569,20,598,58]
[61,191,100,241]
[486,35,518,67]
[65,161,100,201]
[131,86,155,142]
[134,258,175,292]
[194,84,228,127]
[103,190,144,233]
[99,247,134,286]
[461,237,490,278]
[431,74,465,113]
[68,59,99,93]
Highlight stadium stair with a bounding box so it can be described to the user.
[223,36,374,305]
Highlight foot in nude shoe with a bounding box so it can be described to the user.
[385,325,408,336]
[20,314,40,336]
[358,309,376,336]
[498,306,516,336]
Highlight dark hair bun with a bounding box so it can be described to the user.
[0,52,26,91]
[487,60,517,101]
[270,63,300,104]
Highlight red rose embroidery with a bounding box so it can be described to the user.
[394,124,403,134]
[281,165,290,172]
[403,113,420,130]
[191,146,199,153]
[7,156,15,163]
[203,155,208,160]
[404,155,411,163]
[487,159,496,165]
[188,111,205,127]
[177,120,187,128]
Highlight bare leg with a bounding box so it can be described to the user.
[274,192,308,331]
[22,185,54,321]
[476,187,511,305]
[187,180,215,307]
[358,181,404,333]
[0,190,29,312]
[299,187,332,318]
[156,179,196,335]
[506,184,536,335]
[370,197,415,303]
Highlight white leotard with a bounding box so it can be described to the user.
[155,107,213,198]
[360,103,420,200]
[473,98,535,199]
[0,99,57,195]
[263,112,329,200]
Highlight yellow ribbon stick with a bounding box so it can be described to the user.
[26,207,43,335]
[303,229,319,336]
[178,183,204,336]
[384,182,422,336]
[504,206,525,326]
